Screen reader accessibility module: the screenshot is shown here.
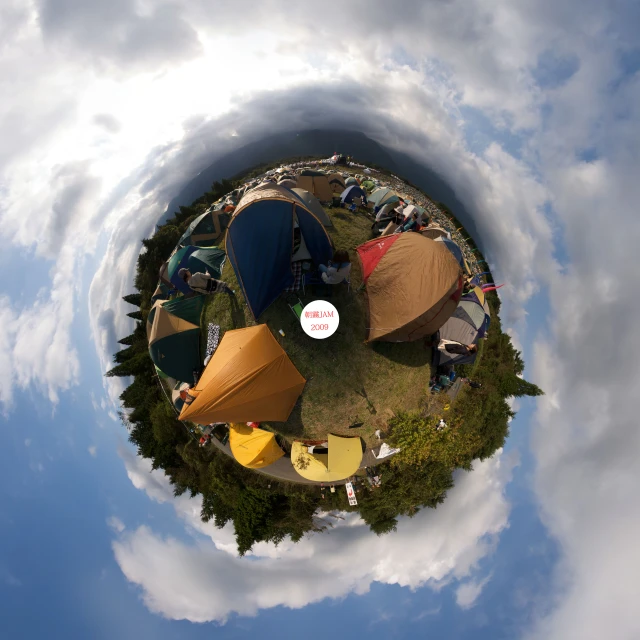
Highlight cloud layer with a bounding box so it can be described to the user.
[113,447,513,622]
[2,0,640,636]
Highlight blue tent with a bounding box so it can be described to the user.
[226,184,333,318]
[340,185,367,204]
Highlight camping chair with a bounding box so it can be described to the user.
[340,272,352,293]
[288,297,305,319]
[303,271,331,297]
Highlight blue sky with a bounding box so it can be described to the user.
[2,0,640,638]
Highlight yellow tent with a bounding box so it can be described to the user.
[229,423,284,469]
[179,324,306,425]
[291,434,363,482]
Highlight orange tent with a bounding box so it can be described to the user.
[356,233,463,342]
[179,325,306,424]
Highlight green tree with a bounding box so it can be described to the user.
[123,293,142,307]
[150,402,181,446]
[499,373,543,398]
[105,352,152,378]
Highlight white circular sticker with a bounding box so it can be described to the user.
[300,300,340,339]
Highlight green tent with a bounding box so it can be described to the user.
[162,295,205,324]
[345,177,358,186]
[178,209,231,248]
[164,246,227,294]
[147,296,204,342]
[151,282,170,302]
[148,302,201,382]
[360,179,376,192]
[155,365,169,379]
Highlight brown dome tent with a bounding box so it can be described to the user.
[296,175,333,202]
[328,173,347,193]
[356,234,463,342]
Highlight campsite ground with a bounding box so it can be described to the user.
[200,204,435,447]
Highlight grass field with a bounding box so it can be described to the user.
[200,204,434,446]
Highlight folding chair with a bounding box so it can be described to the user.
[303,271,331,297]
[288,297,305,319]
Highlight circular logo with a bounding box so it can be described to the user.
[300,300,340,339]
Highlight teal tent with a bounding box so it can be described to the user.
[148,301,201,382]
[151,282,170,302]
[178,208,231,247]
[162,246,227,295]
[369,187,400,209]
[162,295,205,324]
[147,295,204,344]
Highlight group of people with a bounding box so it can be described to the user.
[370,201,427,236]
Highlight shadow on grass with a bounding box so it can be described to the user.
[270,399,304,438]
[371,340,431,367]
[229,294,247,329]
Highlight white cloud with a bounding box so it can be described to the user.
[88,445,97,457]
[113,447,514,622]
[107,516,125,534]
[0,291,81,409]
[455,574,493,609]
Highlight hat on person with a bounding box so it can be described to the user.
[178,268,189,279]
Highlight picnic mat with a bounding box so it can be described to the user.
[204,323,221,366]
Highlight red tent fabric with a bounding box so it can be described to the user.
[357,235,401,284]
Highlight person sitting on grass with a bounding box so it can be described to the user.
[178,268,235,296]
[318,249,352,285]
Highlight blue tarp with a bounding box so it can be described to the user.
[226,196,332,318]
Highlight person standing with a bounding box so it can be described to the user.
[178,268,234,296]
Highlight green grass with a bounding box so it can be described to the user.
[200,205,434,446]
